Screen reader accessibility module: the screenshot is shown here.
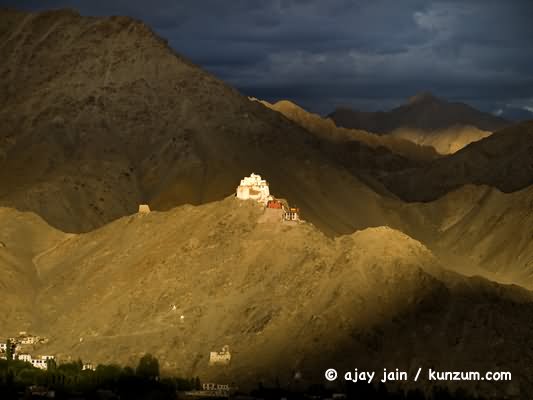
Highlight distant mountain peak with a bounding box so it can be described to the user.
[407,91,440,106]
[329,91,509,134]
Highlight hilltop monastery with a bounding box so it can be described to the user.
[236,173,300,221]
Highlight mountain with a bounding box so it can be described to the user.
[1,198,532,397]
[256,99,440,162]
[390,125,492,155]
[1,8,533,398]
[406,184,533,288]
[0,207,67,331]
[328,92,510,134]
[1,9,528,235]
[0,8,397,235]
[381,121,533,201]
[254,98,533,206]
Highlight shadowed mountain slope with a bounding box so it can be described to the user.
[1,9,529,237]
[1,9,533,398]
[328,92,510,134]
[0,8,381,234]
[405,185,533,288]
[0,198,532,397]
[256,99,440,162]
[382,121,533,201]
[390,125,493,155]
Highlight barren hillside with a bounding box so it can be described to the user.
[1,8,533,398]
[257,99,439,162]
[328,92,509,134]
[391,125,493,155]
[405,185,533,288]
[0,198,531,397]
[381,121,533,201]
[0,207,67,330]
[0,8,389,234]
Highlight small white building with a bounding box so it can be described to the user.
[209,345,231,365]
[31,359,47,369]
[138,204,151,214]
[0,343,6,351]
[236,173,271,205]
[82,362,96,371]
[20,336,38,345]
[31,355,55,370]
[18,354,32,363]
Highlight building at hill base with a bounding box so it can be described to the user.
[209,345,231,366]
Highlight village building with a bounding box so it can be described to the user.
[18,354,32,363]
[209,345,231,365]
[236,173,271,205]
[20,335,39,345]
[284,207,300,221]
[266,199,285,210]
[82,362,96,371]
[25,354,55,369]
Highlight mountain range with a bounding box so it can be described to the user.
[1,8,533,398]
[328,92,510,134]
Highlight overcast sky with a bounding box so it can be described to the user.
[3,0,533,116]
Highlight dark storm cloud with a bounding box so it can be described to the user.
[2,0,533,115]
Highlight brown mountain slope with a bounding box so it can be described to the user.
[0,8,379,234]
[256,99,440,162]
[0,8,529,237]
[404,185,533,288]
[1,197,531,397]
[0,8,442,237]
[390,125,493,155]
[0,207,67,330]
[328,92,510,134]
[381,121,533,202]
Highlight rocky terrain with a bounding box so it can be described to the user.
[390,125,492,155]
[1,8,533,399]
[1,198,532,397]
[381,121,533,201]
[0,8,348,233]
[256,99,440,162]
[328,92,510,134]
[327,92,510,156]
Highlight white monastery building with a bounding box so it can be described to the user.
[236,173,272,205]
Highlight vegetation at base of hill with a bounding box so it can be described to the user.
[0,353,199,399]
[0,353,489,400]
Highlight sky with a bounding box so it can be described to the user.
[3,0,533,117]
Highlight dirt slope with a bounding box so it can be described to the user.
[391,125,493,155]
[0,8,385,234]
[0,8,529,237]
[1,197,529,397]
[257,99,439,162]
[408,185,533,288]
[0,207,67,331]
[381,121,533,201]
